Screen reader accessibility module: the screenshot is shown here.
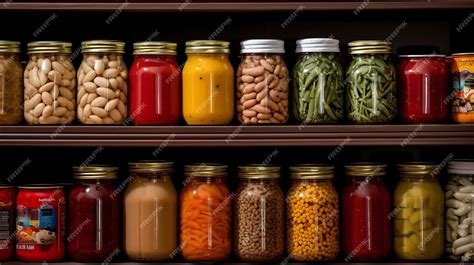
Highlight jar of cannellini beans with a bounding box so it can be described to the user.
[24,41,76,125]
[77,40,128,124]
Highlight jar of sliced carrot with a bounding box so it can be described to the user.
[180,163,232,261]
[287,164,339,261]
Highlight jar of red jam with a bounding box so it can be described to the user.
[0,186,15,261]
[398,55,449,123]
[129,42,181,125]
[68,165,120,262]
[342,163,390,261]
[16,185,65,262]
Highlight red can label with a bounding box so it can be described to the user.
[0,187,15,261]
[16,187,65,262]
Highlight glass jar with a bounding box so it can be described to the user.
[234,165,284,262]
[346,40,397,124]
[237,39,289,124]
[129,42,181,125]
[124,161,177,261]
[398,55,449,123]
[287,164,339,261]
[180,164,231,261]
[393,163,444,260]
[24,41,76,125]
[77,40,128,124]
[183,41,234,125]
[451,53,474,123]
[446,160,474,261]
[68,165,120,262]
[343,163,390,261]
[0,186,15,261]
[292,38,344,123]
[0,41,22,124]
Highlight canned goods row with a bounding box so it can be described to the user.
[0,39,471,125]
[0,160,473,262]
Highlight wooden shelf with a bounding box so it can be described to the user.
[0,124,473,147]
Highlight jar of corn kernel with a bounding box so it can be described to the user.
[286,164,339,261]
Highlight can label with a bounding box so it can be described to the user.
[452,57,474,114]
[0,205,11,250]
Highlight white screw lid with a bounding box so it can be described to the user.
[240,39,285,54]
[296,38,340,53]
[448,159,474,175]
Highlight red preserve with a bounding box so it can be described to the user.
[0,186,15,261]
[16,185,65,262]
[129,42,181,125]
[398,55,449,123]
[68,166,120,262]
[342,163,390,261]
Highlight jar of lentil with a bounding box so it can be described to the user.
[24,41,76,125]
[234,165,284,262]
[180,164,232,261]
[0,41,22,124]
[77,40,128,124]
[287,164,339,261]
[445,160,474,261]
[237,39,289,124]
[292,38,344,123]
[346,40,397,124]
[393,163,444,260]
[343,163,390,261]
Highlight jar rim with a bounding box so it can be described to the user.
[238,164,280,179]
[184,163,227,177]
[448,159,474,175]
[28,41,72,54]
[348,40,391,55]
[185,40,229,54]
[133,41,177,55]
[73,164,118,180]
[0,40,20,53]
[398,162,438,177]
[290,164,334,179]
[345,162,387,177]
[128,160,173,174]
[18,184,64,189]
[82,40,125,53]
[399,54,446,58]
[241,39,285,54]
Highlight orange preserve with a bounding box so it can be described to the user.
[180,164,232,261]
[182,41,234,125]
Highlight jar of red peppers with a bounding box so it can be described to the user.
[129,42,181,125]
[0,186,15,261]
[398,55,449,123]
[342,163,390,261]
[68,165,120,262]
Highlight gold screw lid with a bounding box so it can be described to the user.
[184,163,228,177]
[452,52,474,57]
[0,41,20,53]
[238,164,280,179]
[128,160,173,173]
[28,41,72,54]
[133,41,177,55]
[18,184,64,189]
[73,165,119,180]
[290,164,334,179]
[398,162,438,176]
[345,163,387,177]
[348,40,392,55]
[185,40,230,54]
[81,40,125,53]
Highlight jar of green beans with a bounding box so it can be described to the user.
[292,38,344,123]
[346,40,397,124]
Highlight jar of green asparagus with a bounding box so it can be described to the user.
[346,40,397,124]
[292,38,344,123]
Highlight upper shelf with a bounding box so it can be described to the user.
[0,124,473,147]
[1,1,474,11]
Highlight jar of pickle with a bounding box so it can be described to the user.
[183,41,234,125]
[346,40,397,124]
[287,164,339,261]
[68,165,120,262]
[394,163,444,260]
[24,41,76,125]
[125,161,177,261]
[180,163,231,261]
[343,163,390,261]
[0,41,22,124]
[77,40,128,124]
[234,165,284,262]
[446,160,474,261]
[237,39,289,124]
[292,38,344,123]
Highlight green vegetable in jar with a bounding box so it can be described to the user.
[346,55,397,123]
[293,53,344,123]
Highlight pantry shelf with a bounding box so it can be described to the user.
[0,262,466,265]
[0,124,473,147]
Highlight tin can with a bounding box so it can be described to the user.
[451,53,474,123]
[16,185,65,262]
[0,186,15,261]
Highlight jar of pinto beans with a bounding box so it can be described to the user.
[236,39,289,124]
